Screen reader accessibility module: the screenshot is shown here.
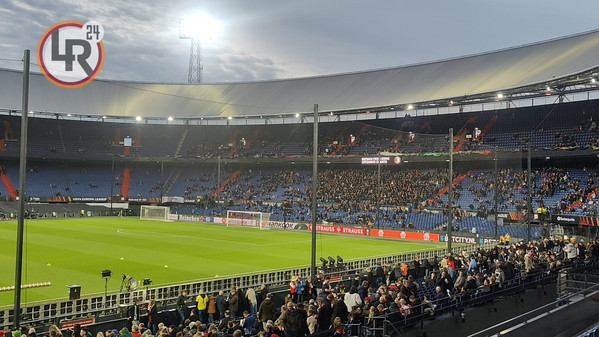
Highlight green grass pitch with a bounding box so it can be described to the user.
[0,217,447,306]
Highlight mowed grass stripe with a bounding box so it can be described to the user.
[0,218,445,305]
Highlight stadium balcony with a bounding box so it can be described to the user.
[1,100,598,160]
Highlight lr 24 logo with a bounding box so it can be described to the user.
[37,21,105,88]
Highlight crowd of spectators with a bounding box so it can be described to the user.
[176,163,599,230]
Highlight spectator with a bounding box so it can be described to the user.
[258,293,276,330]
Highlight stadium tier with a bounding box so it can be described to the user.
[0,100,598,161]
[1,162,598,239]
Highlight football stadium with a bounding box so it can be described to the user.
[3,12,599,337]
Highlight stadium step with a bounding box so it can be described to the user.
[243,129,260,148]
[390,130,403,143]
[174,128,189,157]
[2,120,16,140]
[452,117,479,152]
[352,124,370,144]
[120,167,131,198]
[453,139,466,152]
[416,120,431,133]
[477,115,498,140]
[0,167,18,198]
[330,125,351,155]
[135,127,143,147]
[430,169,472,200]
[565,185,599,212]
[227,131,240,158]
[163,170,181,195]
[453,116,477,141]
[210,169,241,199]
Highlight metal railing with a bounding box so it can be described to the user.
[467,279,599,337]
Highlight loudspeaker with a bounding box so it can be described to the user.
[67,285,81,300]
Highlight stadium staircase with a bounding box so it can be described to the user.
[162,170,180,195]
[2,120,16,140]
[0,120,16,152]
[173,128,189,157]
[210,169,241,198]
[120,167,131,198]
[352,124,370,144]
[244,129,260,148]
[56,119,66,153]
[114,126,122,146]
[227,131,240,158]
[430,170,472,201]
[389,131,403,144]
[476,115,498,140]
[0,168,18,198]
[565,185,599,212]
[452,117,477,152]
[330,125,350,155]
[417,120,431,132]
[134,127,143,146]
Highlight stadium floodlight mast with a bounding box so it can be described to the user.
[179,13,221,83]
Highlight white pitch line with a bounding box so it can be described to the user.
[116,228,263,246]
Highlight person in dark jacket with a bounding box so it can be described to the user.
[228,290,239,318]
[258,284,268,307]
[176,290,188,324]
[316,297,332,331]
[218,310,233,332]
[216,291,228,320]
[258,293,276,330]
[288,303,309,337]
[147,299,159,334]
[331,296,348,323]
[126,298,143,330]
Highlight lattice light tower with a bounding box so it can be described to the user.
[186,39,202,83]
[179,14,220,84]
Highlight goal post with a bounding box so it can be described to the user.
[140,205,170,221]
[226,210,271,229]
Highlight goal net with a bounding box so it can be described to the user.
[226,210,271,229]
[140,205,170,221]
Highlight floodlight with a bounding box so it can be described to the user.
[179,14,221,40]
[135,116,142,121]
[546,86,551,92]
[227,116,233,120]
[320,257,328,266]
[337,255,344,264]
[497,93,504,99]
[143,278,152,286]
[101,269,112,278]
[168,116,174,121]
[592,78,597,84]
[328,256,336,266]
[407,104,414,110]
[295,113,300,118]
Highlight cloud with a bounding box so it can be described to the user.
[205,47,287,83]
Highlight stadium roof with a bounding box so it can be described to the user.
[2,29,599,120]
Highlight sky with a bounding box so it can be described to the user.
[1,0,599,84]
